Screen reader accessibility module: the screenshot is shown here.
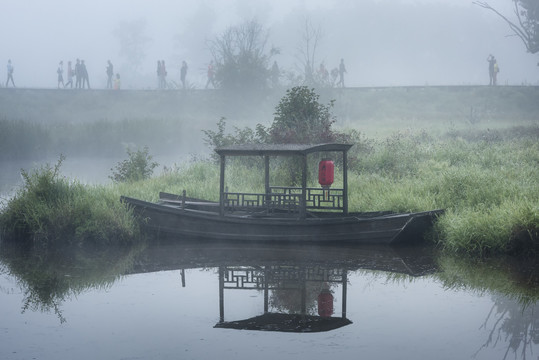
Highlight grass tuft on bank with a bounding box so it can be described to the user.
[0,156,140,247]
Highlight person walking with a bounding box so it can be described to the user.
[337,58,346,88]
[271,61,280,88]
[487,54,496,86]
[161,60,167,89]
[106,60,114,89]
[492,58,500,86]
[114,73,121,90]
[75,59,81,88]
[80,60,90,89]
[57,61,65,88]
[205,60,215,89]
[180,60,188,89]
[65,61,74,88]
[6,59,15,87]
[156,60,162,89]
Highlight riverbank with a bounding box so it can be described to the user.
[1,86,537,256]
[2,123,537,257]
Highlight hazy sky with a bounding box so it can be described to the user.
[1,0,537,89]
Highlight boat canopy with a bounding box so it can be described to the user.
[215,143,353,157]
[215,143,353,218]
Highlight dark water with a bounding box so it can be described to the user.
[0,241,537,360]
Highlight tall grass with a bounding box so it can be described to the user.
[1,125,537,256]
[125,125,537,256]
[0,157,140,247]
[350,127,538,255]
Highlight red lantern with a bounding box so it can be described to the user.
[317,287,334,318]
[318,160,334,187]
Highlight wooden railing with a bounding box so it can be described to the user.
[224,186,344,213]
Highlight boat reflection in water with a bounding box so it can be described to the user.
[2,238,537,359]
[134,241,437,333]
[214,264,353,332]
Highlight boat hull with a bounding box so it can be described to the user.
[121,196,443,245]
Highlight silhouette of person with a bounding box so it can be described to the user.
[330,67,338,86]
[180,60,188,89]
[304,61,313,84]
[487,54,496,85]
[75,59,82,88]
[114,73,121,90]
[6,59,15,87]
[493,58,499,86]
[106,60,114,89]
[318,62,329,84]
[156,61,162,89]
[65,61,74,88]
[57,61,64,88]
[271,61,279,88]
[80,60,90,89]
[161,60,167,89]
[337,58,346,88]
[205,60,215,89]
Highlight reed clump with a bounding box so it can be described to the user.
[0,156,140,247]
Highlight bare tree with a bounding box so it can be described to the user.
[474,1,539,54]
[295,18,324,86]
[113,18,152,74]
[208,19,275,92]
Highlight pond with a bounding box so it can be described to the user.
[0,241,537,360]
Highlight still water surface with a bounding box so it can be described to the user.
[0,242,537,360]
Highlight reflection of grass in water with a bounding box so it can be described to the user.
[436,255,539,306]
[0,242,145,323]
[436,254,539,359]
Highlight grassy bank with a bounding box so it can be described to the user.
[116,125,538,256]
[1,126,537,256]
[0,157,140,247]
[0,86,537,256]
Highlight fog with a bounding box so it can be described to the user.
[1,0,538,89]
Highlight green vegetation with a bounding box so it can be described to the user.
[0,156,140,247]
[110,146,159,183]
[348,128,538,256]
[0,87,537,258]
[157,127,539,256]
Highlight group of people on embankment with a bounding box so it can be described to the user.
[3,54,503,90]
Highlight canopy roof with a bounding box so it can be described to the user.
[215,143,353,157]
[214,313,352,333]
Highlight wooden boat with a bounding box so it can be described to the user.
[121,143,443,244]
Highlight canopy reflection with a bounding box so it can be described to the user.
[134,240,438,333]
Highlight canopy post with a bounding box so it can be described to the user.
[264,155,270,208]
[300,154,307,219]
[342,150,348,215]
[219,155,226,217]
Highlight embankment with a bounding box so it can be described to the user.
[1,86,537,160]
